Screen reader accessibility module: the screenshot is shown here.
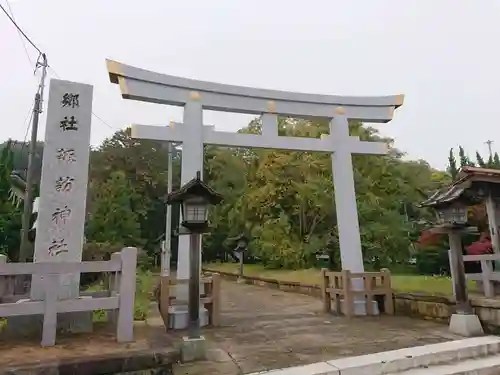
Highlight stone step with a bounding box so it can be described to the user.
[395,355,500,375]
[246,336,500,375]
[325,336,500,374]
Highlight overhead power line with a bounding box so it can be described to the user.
[5,0,34,70]
[47,66,116,130]
[1,2,118,145]
[0,2,42,55]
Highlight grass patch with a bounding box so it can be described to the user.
[134,270,155,320]
[0,271,156,333]
[204,262,476,296]
[86,270,155,321]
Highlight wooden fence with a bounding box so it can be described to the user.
[0,247,137,347]
[457,253,500,298]
[321,269,394,317]
[158,273,221,328]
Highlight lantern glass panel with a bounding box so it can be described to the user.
[181,197,209,223]
[437,205,468,224]
[182,199,208,223]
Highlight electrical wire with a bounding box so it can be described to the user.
[22,103,34,143]
[19,100,35,157]
[0,2,42,55]
[1,5,118,135]
[91,111,115,130]
[5,0,34,70]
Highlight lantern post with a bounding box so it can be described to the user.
[421,194,484,336]
[166,171,223,342]
[435,203,472,314]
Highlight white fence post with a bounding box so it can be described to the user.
[0,248,137,346]
[108,252,121,325]
[116,247,137,343]
[481,260,494,298]
[462,253,500,298]
[0,255,7,299]
[41,274,59,346]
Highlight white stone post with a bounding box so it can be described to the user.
[330,110,365,274]
[485,193,500,254]
[329,109,377,315]
[177,92,204,287]
[171,92,209,329]
[32,79,93,301]
[116,247,138,343]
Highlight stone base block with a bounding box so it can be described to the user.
[6,311,93,338]
[6,315,43,338]
[59,311,93,333]
[341,299,379,316]
[449,313,484,337]
[168,306,209,330]
[181,335,206,362]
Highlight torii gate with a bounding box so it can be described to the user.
[107,60,404,322]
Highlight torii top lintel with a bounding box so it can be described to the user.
[106,59,404,123]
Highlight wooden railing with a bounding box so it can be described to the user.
[459,253,500,298]
[158,273,221,329]
[0,247,137,346]
[321,269,394,317]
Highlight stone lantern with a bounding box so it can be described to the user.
[227,234,250,279]
[166,171,222,347]
[421,187,483,336]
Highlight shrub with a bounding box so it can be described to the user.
[134,271,155,320]
[81,242,123,288]
[415,246,450,276]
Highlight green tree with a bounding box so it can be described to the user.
[0,140,22,259]
[458,146,474,168]
[201,118,438,269]
[447,148,459,179]
[88,128,177,258]
[85,171,142,247]
[476,151,486,168]
[494,152,500,168]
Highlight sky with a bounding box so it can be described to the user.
[1,0,500,170]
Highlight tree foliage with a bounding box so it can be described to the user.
[1,118,464,270]
[85,171,142,247]
[201,118,449,269]
[0,140,22,259]
[447,146,500,181]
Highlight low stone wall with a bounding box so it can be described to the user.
[0,348,179,375]
[203,268,500,332]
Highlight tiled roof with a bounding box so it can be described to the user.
[419,167,500,208]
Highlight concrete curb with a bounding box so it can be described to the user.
[246,336,500,375]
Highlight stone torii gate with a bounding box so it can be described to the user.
[106,59,404,323]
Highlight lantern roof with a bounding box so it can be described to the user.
[166,171,223,205]
[458,166,500,181]
[418,167,499,209]
[419,183,475,209]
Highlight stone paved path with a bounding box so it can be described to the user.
[174,280,462,375]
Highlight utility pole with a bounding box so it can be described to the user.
[18,53,48,263]
[486,140,494,160]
